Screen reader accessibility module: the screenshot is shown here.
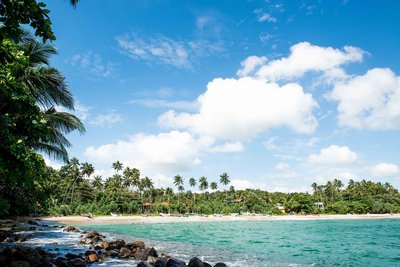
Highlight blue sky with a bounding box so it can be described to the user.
[44,0,400,192]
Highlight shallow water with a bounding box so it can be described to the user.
[86,219,400,267]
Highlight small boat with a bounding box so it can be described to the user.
[159,213,171,217]
[213,213,222,217]
[110,212,119,217]
[80,213,93,219]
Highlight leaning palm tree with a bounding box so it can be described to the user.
[16,33,85,161]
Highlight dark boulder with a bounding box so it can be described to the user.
[127,240,145,249]
[166,258,186,267]
[69,258,86,267]
[65,253,82,260]
[213,264,227,267]
[154,258,167,267]
[109,239,126,249]
[189,257,204,267]
[137,262,152,267]
[203,263,212,267]
[10,261,30,267]
[63,226,80,232]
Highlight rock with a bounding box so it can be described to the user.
[65,253,82,260]
[70,258,86,267]
[146,247,158,258]
[109,239,126,249]
[119,247,131,257]
[137,262,152,267]
[55,257,69,267]
[147,255,158,264]
[154,259,167,267]
[213,264,227,267]
[101,241,109,249]
[127,240,145,249]
[189,257,204,267]
[85,231,100,239]
[106,249,119,257]
[87,254,98,263]
[63,226,80,232]
[94,245,102,250]
[203,263,212,267]
[84,250,96,256]
[27,220,38,225]
[10,261,30,267]
[4,236,15,242]
[166,258,186,267]
[28,226,37,231]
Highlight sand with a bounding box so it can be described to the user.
[41,213,400,225]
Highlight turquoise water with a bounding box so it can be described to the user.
[87,219,400,266]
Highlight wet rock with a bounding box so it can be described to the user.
[213,264,227,267]
[147,255,158,264]
[10,261,30,267]
[119,247,131,257]
[166,258,186,267]
[101,241,109,249]
[106,249,119,257]
[189,257,204,267]
[203,263,212,267]
[84,250,96,256]
[70,258,86,267]
[154,258,167,267]
[28,226,37,231]
[146,247,158,258]
[137,262,152,267]
[109,239,126,249]
[94,245,102,250]
[87,253,98,263]
[27,220,38,226]
[65,253,82,260]
[55,257,69,267]
[4,236,15,242]
[127,240,145,249]
[63,226,80,232]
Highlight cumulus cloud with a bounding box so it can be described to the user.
[237,56,268,77]
[330,68,400,130]
[116,34,223,68]
[308,145,358,166]
[158,77,318,141]
[372,163,400,177]
[257,13,278,23]
[85,131,212,176]
[69,52,116,78]
[238,42,364,81]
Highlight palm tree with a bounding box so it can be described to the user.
[210,182,218,191]
[173,174,184,204]
[91,175,103,191]
[199,176,208,203]
[189,177,197,209]
[219,172,230,200]
[112,161,123,174]
[17,34,85,161]
[80,162,94,179]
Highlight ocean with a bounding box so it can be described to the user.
[84,219,400,267]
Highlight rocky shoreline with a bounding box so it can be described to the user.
[0,219,227,267]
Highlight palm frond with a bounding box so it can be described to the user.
[21,38,57,66]
[45,107,86,134]
[32,142,69,162]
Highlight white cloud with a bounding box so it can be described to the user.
[116,34,223,68]
[69,52,116,78]
[85,131,213,176]
[158,77,318,141]
[231,179,256,190]
[372,163,400,177]
[245,42,364,81]
[330,68,400,130]
[257,13,278,23]
[208,142,244,153]
[237,56,268,77]
[44,157,63,170]
[90,112,122,127]
[308,145,358,166]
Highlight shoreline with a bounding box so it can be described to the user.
[41,213,400,225]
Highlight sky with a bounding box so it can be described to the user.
[43,0,400,192]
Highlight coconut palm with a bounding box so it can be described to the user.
[210,182,218,191]
[91,175,103,191]
[173,174,184,204]
[16,35,85,162]
[219,172,230,200]
[112,161,123,174]
[80,162,94,179]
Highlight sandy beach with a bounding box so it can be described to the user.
[41,213,400,225]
